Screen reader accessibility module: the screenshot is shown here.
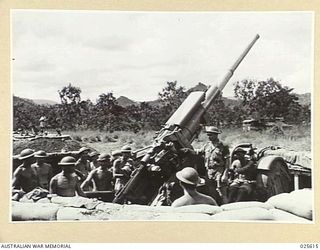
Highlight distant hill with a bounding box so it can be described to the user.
[13,96,58,106]
[116,96,138,107]
[187,82,207,92]
[146,99,162,107]
[33,99,58,105]
[13,95,36,106]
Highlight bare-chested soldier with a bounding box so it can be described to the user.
[81,153,113,191]
[171,167,217,207]
[49,156,86,197]
[12,149,39,197]
[113,145,134,193]
[75,147,91,180]
[31,150,53,190]
[89,151,100,170]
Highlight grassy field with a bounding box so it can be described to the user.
[65,125,311,154]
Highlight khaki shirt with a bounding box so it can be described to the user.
[199,140,229,175]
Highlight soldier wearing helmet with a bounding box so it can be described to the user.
[113,145,135,193]
[81,153,113,191]
[198,126,230,204]
[49,156,86,197]
[12,148,39,195]
[75,147,91,181]
[31,150,53,190]
[89,151,100,170]
[171,167,217,207]
[228,147,257,203]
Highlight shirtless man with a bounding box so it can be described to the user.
[75,147,91,181]
[171,167,217,207]
[31,150,53,190]
[89,151,100,170]
[81,153,113,191]
[12,149,39,195]
[49,156,86,197]
[113,145,134,193]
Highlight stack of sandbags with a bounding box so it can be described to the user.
[266,188,313,221]
[50,196,102,209]
[155,212,212,220]
[173,204,222,215]
[12,201,60,221]
[56,207,111,221]
[210,202,274,221]
[221,201,274,211]
[270,208,311,223]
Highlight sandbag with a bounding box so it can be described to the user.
[56,207,110,221]
[155,212,211,221]
[266,189,312,220]
[173,204,222,215]
[37,198,51,203]
[12,201,60,221]
[50,196,102,209]
[270,209,311,223]
[122,204,174,213]
[95,202,122,212]
[211,207,273,221]
[221,201,274,211]
[108,210,159,220]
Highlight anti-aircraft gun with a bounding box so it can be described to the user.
[113,34,260,205]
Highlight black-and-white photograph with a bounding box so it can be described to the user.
[11,10,313,222]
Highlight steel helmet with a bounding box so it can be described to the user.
[121,145,132,153]
[58,156,76,166]
[34,150,48,158]
[176,167,205,186]
[78,147,90,154]
[205,126,221,134]
[97,153,111,162]
[112,149,122,157]
[89,151,100,158]
[19,148,35,160]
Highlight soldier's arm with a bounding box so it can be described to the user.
[74,168,86,181]
[75,178,86,197]
[80,169,95,190]
[12,167,22,189]
[113,160,124,178]
[235,160,256,174]
[49,177,57,194]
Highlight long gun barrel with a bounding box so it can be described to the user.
[165,34,260,143]
[113,34,260,205]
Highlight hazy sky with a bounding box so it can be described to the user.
[12,10,313,103]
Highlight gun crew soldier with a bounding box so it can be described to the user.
[198,126,230,204]
[31,150,53,190]
[75,147,91,181]
[81,153,113,191]
[228,148,257,203]
[49,156,86,197]
[12,149,39,200]
[89,151,100,170]
[171,167,217,207]
[113,145,135,193]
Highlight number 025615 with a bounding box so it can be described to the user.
[300,244,319,249]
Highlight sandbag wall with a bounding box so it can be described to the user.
[12,189,312,222]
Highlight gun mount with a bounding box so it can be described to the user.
[113,34,260,205]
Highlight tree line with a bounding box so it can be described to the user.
[13,78,311,132]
